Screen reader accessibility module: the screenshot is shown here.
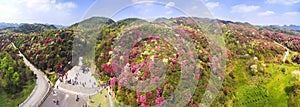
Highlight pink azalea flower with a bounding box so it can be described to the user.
[197,73,202,80]
[110,77,117,85]
[154,96,164,105]
[45,38,51,43]
[156,87,162,97]
[139,95,147,103]
[137,92,141,99]
[141,103,150,107]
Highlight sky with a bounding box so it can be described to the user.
[0,0,299,26]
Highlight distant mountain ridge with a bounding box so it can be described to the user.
[0,22,66,29]
[2,23,57,34]
[279,25,300,30]
[0,22,21,29]
[153,17,169,22]
[261,25,300,36]
[70,17,115,28]
[2,19,300,31]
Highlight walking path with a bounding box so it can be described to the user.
[274,41,289,62]
[54,65,99,95]
[55,80,99,96]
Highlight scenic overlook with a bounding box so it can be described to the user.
[0,0,300,107]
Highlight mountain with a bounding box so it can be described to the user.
[262,25,300,36]
[153,17,169,22]
[280,25,300,30]
[70,17,115,28]
[0,22,66,30]
[93,17,300,106]
[46,24,67,29]
[3,23,57,34]
[113,18,147,27]
[69,17,115,65]
[0,22,22,29]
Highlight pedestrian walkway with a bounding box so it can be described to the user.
[55,80,100,96]
[65,66,98,88]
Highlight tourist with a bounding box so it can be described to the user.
[76,95,79,102]
[56,99,59,105]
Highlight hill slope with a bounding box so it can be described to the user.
[93,17,300,106]
[7,17,300,106]
[0,34,35,106]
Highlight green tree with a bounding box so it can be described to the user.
[12,72,20,86]
[0,52,17,92]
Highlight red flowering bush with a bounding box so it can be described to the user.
[95,18,214,106]
[14,29,74,74]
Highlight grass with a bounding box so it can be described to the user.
[0,80,35,107]
[235,85,270,107]
[233,63,300,107]
[88,89,110,107]
[231,59,252,86]
[47,73,58,85]
[263,64,299,106]
[88,74,110,107]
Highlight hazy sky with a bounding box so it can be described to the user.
[0,0,299,25]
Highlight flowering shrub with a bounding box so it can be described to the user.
[263,31,300,52]
[13,29,74,74]
[93,17,299,106]
[95,18,213,106]
[223,23,287,61]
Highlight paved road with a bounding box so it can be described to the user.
[55,80,99,96]
[54,65,99,96]
[41,89,89,107]
[12,43,51,107]
[65,66,98,88]
[274,41,289,62]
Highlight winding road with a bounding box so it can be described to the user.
[274,41,289,62]
[12,43,51,107]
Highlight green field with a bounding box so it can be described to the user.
[88,89,110,107]
[233,63,300,107]
[0,80,35,107]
